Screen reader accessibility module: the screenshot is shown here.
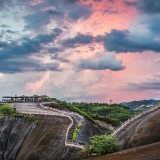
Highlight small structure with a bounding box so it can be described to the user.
[2,95,50,103]
[110,99,113,105]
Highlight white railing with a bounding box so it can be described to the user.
[40,103,83,149]
[112,105,160,136]
[40,102,84,122]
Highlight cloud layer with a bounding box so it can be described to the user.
[0,0,160,103]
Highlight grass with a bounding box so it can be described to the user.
[72,128,78,141]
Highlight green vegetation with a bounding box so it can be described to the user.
[42,98,135,130]
[72,123,83,141]
[71,102,134,127]
[0,104,37,123]
[24,114,38,123]
[76,145,91,159]
[77,134,121,158]
[78,122,82,128]
[90,134,121,155]
[0,104,16,116]
[72,128,78,141]
[53,99,99,125]
[134,105,155,114]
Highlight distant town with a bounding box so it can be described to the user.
[2,95,50,102]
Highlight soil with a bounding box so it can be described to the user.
[95,120,114,131]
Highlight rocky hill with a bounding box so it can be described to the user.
[0,116,33,160]
[0,111,104,160]
[85,105,160,160]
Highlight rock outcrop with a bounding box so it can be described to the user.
[0,116,33,160]
[76,120,104,145]
[118,109,160,148]
[16,115,77,160]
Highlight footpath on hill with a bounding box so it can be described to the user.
[86,106,160,160]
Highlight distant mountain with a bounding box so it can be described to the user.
[120,99,159,110]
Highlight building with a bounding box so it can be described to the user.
[2,95,50,102]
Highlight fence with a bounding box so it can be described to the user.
[40,103,82,149]
[112,105,160,136]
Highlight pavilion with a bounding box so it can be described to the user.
[2,95,50,102]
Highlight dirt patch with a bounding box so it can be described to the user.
[95,120,114,130]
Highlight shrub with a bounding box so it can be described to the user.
[77,145,91,159]
[0,104,16,116]
[12,113,24,118]
[24,114,38,123]
[90,134,121,155]
[78,123,82,128]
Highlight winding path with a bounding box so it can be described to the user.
[113,105,160,136]
[13,102,84,149]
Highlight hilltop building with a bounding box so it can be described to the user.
[2,95,50,102]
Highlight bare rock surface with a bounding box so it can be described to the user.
[0,116,33,160]
[16,115,78,160]
[95,120,114,130]
[75,120,104,145]
[118,108,160,148]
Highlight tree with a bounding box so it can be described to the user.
[90,134,121,155]
[0,104,16,116]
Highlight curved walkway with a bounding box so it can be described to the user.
[40,102,84,148]
[113,105,160,136]
[13,102,84,149]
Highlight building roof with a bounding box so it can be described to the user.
[2,95,50,98]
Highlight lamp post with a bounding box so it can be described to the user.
[110,99,112,105]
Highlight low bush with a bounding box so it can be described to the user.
[78,123,82,128]
[12,113,24,118]
[90,134,121,155]
[24,114,38,123]
[0,104,16,116]
[77,145,91,159]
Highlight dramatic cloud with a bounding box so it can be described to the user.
[4,30,19,34]
[76,53,125,71]
[0,59,60,74]
[67,4,92,21]
[102,29,160,53]
[63,33,94,48]
[0,24,10,28]
[136,0,160,14]
[50,54,69,62]
[0,41,8,48]
[1,0,160,103]
[0,30,62,60]
[24,10,63,31]
[140,14,160,34]
[23,25,31,32]
[47,47,64,53]
[0,0,13,10]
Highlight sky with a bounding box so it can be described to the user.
[0,0,160,103]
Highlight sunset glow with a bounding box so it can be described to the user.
[0,0,160,103]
